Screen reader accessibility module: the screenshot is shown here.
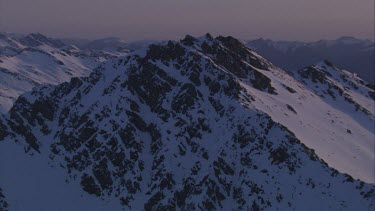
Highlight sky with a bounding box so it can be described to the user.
[0,0,374,42]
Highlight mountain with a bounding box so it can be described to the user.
[0,34,374,210]
[0,33,129,113]
[246,37,375,83]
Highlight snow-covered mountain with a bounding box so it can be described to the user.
[246,37,375,83]
[0,34,374,210]
[0,33,129,113]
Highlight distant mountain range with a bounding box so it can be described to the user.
[0,33,374,210]
[62,37,158,52]
[247,37,375,83]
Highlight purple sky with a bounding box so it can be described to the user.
[0,0,374,41]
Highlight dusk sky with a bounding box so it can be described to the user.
[1,0,374,41]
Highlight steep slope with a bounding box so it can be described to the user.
[0,33,129,113]
[239,59,375,184]
[0,34,374,210]
[246,37,375,83]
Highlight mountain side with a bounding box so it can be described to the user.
[238,58,374,183]
[0,33,129,113]
[0,34,374,210]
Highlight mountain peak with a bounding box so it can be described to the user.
[145,34,276,94]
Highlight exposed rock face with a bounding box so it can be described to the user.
[0,188,9,211]
[297,60,374,115]
[0,35,374,210]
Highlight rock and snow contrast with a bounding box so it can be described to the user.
[0,33,129,113]
[0,34,374,210]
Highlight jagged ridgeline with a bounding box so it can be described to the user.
[0,34,374,210]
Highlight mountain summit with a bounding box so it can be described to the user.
[0,34,374,210]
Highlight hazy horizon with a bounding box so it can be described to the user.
[1,0,374,42]
[2,31,375,44]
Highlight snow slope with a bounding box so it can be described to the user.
[238,60,374,183]
[0,33,128,113]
